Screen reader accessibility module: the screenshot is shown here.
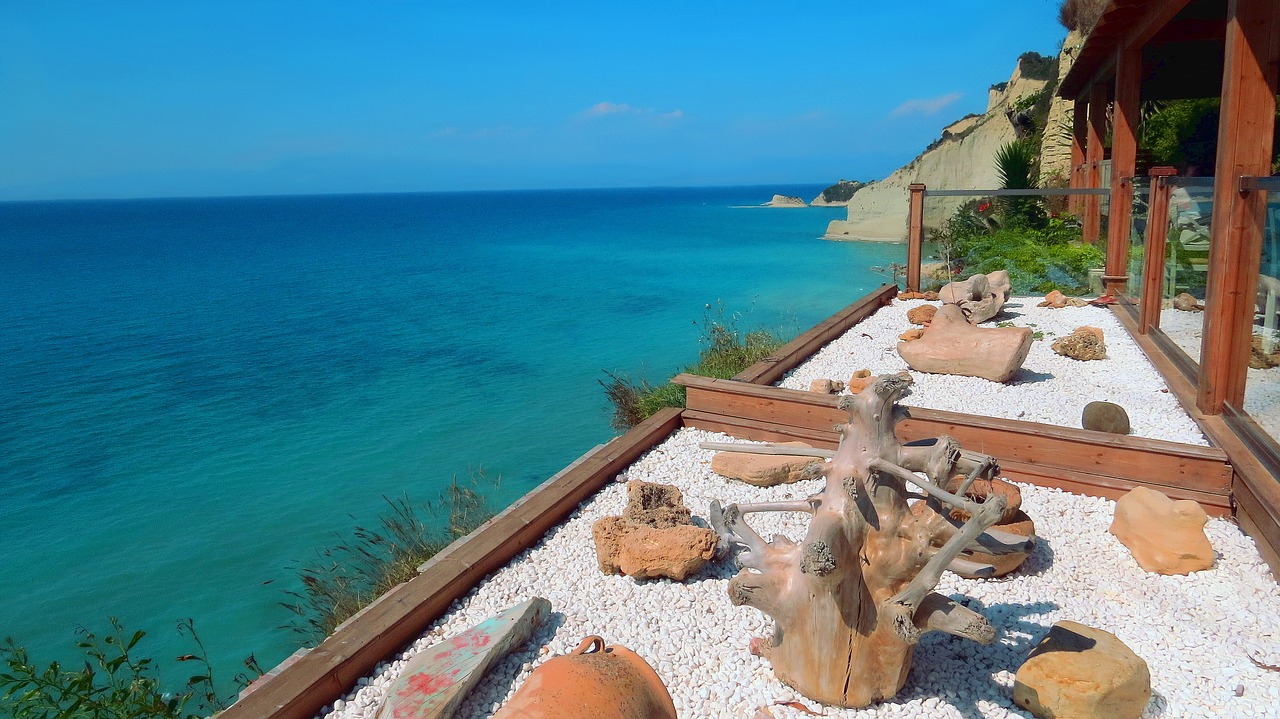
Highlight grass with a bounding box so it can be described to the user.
[602,304,787,430]
[280,475,496,642]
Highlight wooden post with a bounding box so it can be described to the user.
[907,183,925,292]
[1140,167,1178,333]
[1070,98,1088,215]
[1104,47,1141,297]
[1198,0,1280,414]
[1083,84,1108,244]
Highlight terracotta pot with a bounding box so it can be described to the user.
[493,636,677,719]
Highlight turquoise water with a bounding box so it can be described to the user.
[0,186,902,692]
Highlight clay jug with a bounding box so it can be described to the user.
[492,636,677,719]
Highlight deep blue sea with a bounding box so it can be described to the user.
[0,185,902,694]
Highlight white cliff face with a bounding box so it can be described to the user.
[825,54,1059,242]
[1039,30,1085,181]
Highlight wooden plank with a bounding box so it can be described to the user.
[1234,477,1280,564]
[680,410,1231,515]
[1235,493,1280,579]
[1104,45,1142,297]
[1123,0,1195,49]
[1140,168,1178,332]
[675,375,1232,494]
[1198,0,1280,414]
[220,407,684,719]
[732,285,897,385]
[907,184,925,292]
[1083,83,1108,244]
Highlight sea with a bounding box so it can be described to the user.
[0,185,903,696]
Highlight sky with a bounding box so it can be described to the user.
[0,2,1069,201]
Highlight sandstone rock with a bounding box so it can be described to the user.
[1082,401,1130,434]
[945,475,1023,524]
[923,291,939,301]
[906,305,937,325]
[809,379,845,394]
[592,518,717,581]
[897,291,926,300]
[1039,290,1089,308]
[1173,292,1204,311]
[939,271,1008,324]
[592,480,718,581]
[899,328,925,342]
[1014,621,1151,719]
[1109,486,1214,575]
[847,369,878,393]
[897,304,1033,382]
[623,480,691,529]
[1052,327,1107,361]
[711,443,822,487]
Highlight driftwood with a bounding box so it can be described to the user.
[898,304,1033,382]
[710,373,1031,707]
[939,270,1011,324]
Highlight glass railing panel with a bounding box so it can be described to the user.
[1242,179,1280,444]
[1159,177,1215,365]
[1127,177,1152,303]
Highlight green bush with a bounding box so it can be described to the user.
[952,216,1103,294]
[0,619,250,719]
[602,305,787,430]
[281,478,496,642]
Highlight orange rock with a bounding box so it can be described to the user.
[923,291,940,301]
[809,379,845,394]
[1109,486,1214,575]
[711,443,822,487]
[591,480,719,581]
[1074,326,1104,341]
[1014,622,1151,719]
[1039,290,1068,308]
[899,328,925,342]
[897,291,925,300]
[945,476,1023,523]
[1052,327,1107,361]
[847,369,879,393]
[906,304,937,325]
[897,304,1032,383]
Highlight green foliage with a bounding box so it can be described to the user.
[1016,52,1058,81]
[951,216,1104,294]
[1140,99,1222,169]
[817,180,864,203]
[602,305,787,430]
[0,619,247,719]
[995,139,1045,228]
[281,479,496,642]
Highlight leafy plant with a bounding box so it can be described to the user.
[281,477,496,642]
[995,139,1044,228]
[0,619,247,719]
[601,304,787,430]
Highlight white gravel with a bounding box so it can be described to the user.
[776,298,1210,446]
[314,428,1280,719]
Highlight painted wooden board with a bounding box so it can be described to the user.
[375,597,551,719]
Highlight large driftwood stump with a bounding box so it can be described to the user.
[710,373,1032,707]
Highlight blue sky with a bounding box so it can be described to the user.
[0,2,1067,200]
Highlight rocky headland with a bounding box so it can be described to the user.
[825,37,1081,242]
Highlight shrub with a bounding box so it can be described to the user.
[602,305,787,430]
[281,478,496,642]
[952,217,1103,295]
[0,618,251,719]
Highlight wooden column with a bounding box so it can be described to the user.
[1083,83,1108,244]
[1070,98,1089,215]
[1198,0,1280,414]
[906,183,925,292]
[1104,46,1142,297]
[1140,167,1179,333]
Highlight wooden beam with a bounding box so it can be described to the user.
[1198,0,1280,414]
[218,408,684,719]
[1104,46,1142,296]
[733,285,897,385]
[906,184,925,292]
[1083,84,1108,244]
[1070,99,1088,215]
[1149,18,1230,45]
[1140,167,1179,332]
[1123,0,1195,49]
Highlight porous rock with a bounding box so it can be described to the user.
[1109,486,1214,575]
[808,379,845,394]
[906,304,937,325]
[711,443,822,487]
[897,304,1032,383]
[592,480,718,581]
[1052,326,1107,361]
[847,369,878,393]
[1014,621,1151,719]
[899,328,925,342]
[1173,292,1204,311]
[1082,401,1130,435]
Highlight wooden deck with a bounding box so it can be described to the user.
[226,285,1280,719]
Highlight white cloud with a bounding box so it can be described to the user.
[889,92,963,118]
[577,102,685,122]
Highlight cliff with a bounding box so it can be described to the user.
[825,44,1077,242]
